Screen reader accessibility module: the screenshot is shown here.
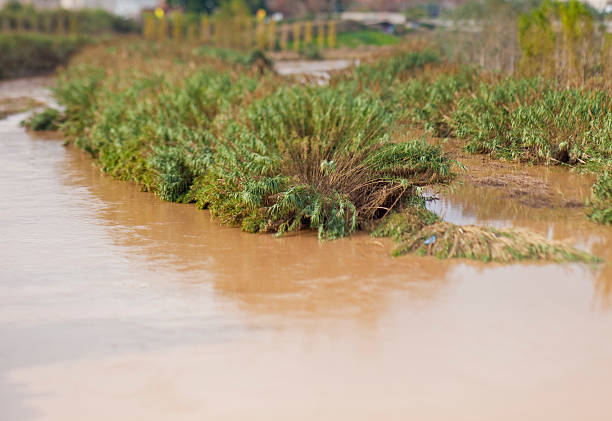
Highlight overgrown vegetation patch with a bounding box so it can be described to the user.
[34,39,606,262]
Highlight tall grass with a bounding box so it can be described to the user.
[451,78,612,166]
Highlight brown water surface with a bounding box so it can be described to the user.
[2,79,612,420]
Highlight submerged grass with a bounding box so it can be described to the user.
[374,208,599,263]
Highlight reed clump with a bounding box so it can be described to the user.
[191,85,454,239]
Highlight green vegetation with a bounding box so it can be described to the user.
[452,78,612,166]
[22,107,63,130]
[336,30,400,49]
[588,173,612,225]
[0,33,91,79]
[0,2,137,35]
[46,41,453,242]
[32,34,607,261]
[197,86,452,238]
[0,1,138,79]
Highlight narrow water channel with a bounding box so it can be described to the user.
[2,79,612,420]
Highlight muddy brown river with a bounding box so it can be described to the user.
[2,78,612,420]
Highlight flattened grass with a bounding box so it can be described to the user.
[374,208,600,263]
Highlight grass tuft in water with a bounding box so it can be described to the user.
[374,209,600,263]
[23,107,63,131]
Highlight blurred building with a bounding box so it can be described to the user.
[0,0,159,16]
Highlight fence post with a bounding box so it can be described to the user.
[56,12,66,35]
[256,20,265,50]
[17,13,25,33]
[267,20,276,51]
[187,21,197,42]
[200,15,210,44]
[292,22,301,51]
[328,21,336,49]
[27,14,36,33]
[43,12,52,34]
[304,21,312,45]
[157,16,168,41]
[317,21,325,49]
[172,12,183,41]
[211,18,218,47]
[200,15,210,43]
[239,17,250,50]
[69,13,78,35]
[231,17,240,48]
[280,24,288,52]
[142,12,154,40]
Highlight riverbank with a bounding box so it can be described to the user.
[29,38,610,263]
[2,75,612,421]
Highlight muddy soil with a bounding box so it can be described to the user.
[2,78,612,421]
